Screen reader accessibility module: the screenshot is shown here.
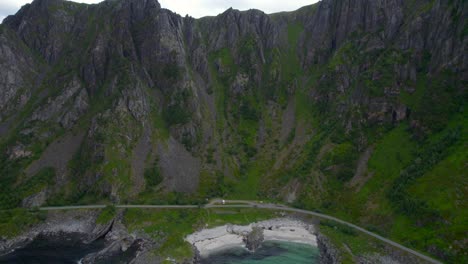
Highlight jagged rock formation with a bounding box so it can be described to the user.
[0,209,152,263]
[316,232,341,264]
[0,210,109,254]
[243,226,264,251]
[0,0,466,262]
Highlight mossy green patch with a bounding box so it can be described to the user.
[20,167,55,199]
[280,24,304,83]
[367,125,415,185]
[144,161,163,188]
[319,220,388,264]
[96,205,116,224]
[231,158,273,200]
[124,209,201,262]
[295,87,315,122]
[0,209,46,238]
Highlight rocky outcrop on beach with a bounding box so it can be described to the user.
[0,210,152,263]
[243,226,265,251]
[186,218,317,257]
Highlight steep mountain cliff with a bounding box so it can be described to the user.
[0,0,466,262]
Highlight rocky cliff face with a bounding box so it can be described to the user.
[316,232,341,264]
[0,26,39,125]
[0,0,466,262]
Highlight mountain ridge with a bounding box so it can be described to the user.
[0,0,466,262]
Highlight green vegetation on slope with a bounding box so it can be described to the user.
[96,205,116,224]
[319,220,386,264]
[326,113,467,263]
[0,209,46,238]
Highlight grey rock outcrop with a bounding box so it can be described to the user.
[21,189,48,208]
[0,26,38,122]
[81,222,143,264]
[116,82,150,122]
[8,144,32,160]
[317,232,341,264]
[59,88,89,128]
[25,75,89,130]
[0,210,102,255]
[0,209,153,263]
[243,226,264,251]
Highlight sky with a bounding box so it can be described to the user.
[0,0,318,23]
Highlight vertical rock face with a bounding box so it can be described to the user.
[300,0,466,71]
[200,8,278,51]
[59,88,90,129]
[0,27,38,122]
[0,0,464,193]
[303,0,404,50]
[0,0,464,183]
[316,233,341,264]
[21,189,48,208]
[4,0,76,63]
[30,77,85,123]
[0,0,466,260]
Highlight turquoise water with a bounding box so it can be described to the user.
[201,241,319,264]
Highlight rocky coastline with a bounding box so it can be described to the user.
[2,214,321,263]
[316,232,341,264]
[0,210,153,263]
[1,212,413,264]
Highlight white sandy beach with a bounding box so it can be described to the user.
[185,218,317,257]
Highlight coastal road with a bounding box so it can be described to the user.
[39,200,442,264]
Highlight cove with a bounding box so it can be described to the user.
[201,241,320,264]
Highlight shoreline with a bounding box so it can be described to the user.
[186,218,317,257]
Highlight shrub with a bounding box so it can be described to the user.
[144,162,163,188]
[163,63,181,80]
[163,104,191,126]
[320,220,357,236]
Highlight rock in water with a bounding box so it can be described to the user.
[244,226,264,252]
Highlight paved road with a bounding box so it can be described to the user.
[39,200,442,264]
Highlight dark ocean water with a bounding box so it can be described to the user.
[201,241,319,264]
[0,234,106,264]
